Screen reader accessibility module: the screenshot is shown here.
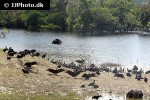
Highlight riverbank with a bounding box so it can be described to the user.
[0,49,150,99]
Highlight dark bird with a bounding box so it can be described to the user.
[96,71,100,75]
[93,85,99,88]
[145,70,150,74]
[88,80,95,86]
[114,73,125,78]
[66,70,81,77]
[144,77,148,83]
[24,61,38,68]
[82,73,97,80]
[30,49,36,54]
[42,53,46,59]
[7,56,11,60]
[29,61,38,65]
[80,85,86,88]
[22,69,29,74]
[31,52,40,57]
[127,68,132,73]
[57,65,61,68]
[126,73,132,77]
[52,39,62,44]
[47,68,65,75]
[17,54,23,59]
[76,59,85,63]
[3,46,8,52]
[92,95,102,100]
[135,74,143,81]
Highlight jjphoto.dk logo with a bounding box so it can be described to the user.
[4,2,44,8]
[4,3,9,8]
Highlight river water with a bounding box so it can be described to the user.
[0,29,150,70]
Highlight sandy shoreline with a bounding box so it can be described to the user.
[0,51,150,99]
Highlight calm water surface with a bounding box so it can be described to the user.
[0,29,150,70]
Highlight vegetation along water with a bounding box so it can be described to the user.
[0,0,150,34]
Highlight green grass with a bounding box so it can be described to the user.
[0,92,81,100]
[0,48,3,52]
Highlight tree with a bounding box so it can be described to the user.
[26,11,44,31]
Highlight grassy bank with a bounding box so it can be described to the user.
[0,92,80,100]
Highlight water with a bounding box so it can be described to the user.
[0,29,150,71]
[86,92,126,100]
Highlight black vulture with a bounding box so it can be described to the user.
[66,70,81,77]
[88,80,95,86]
[42,53,46,59]
[30,49,36,53]
[93,85,99,88]
[145,70,150,74]
[24,61,38,68]
[92,95,102,100]
[80,85,86,88]
[32,52,40,57]
[7,56,11,60]
[52,39,62,44]
[135,74,143,81]
[47,68,65,75]
[126,73,132,77]
[144,77,148,83]
[75,59,85,64]
[29,61,38,65]
[22,69,29,74]
[114,73,125,78]
[82,73,97,80]
[3,46,8,52]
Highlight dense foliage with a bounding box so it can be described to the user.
[0,0,150,34]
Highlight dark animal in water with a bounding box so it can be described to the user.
[3,46,8,52]
[42,53,46,58]
[92,95,102,100]
[126,73,132,77]
[114,73,125,78]
[144,77,148,83]
[47,68,65,75]
[126,90,143,99]
[22,69,29,74]
[52,39,62,44]
[88,80,95,86]
[66,70,81,77]
[75,59,85,63]
[145,70,150,74]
